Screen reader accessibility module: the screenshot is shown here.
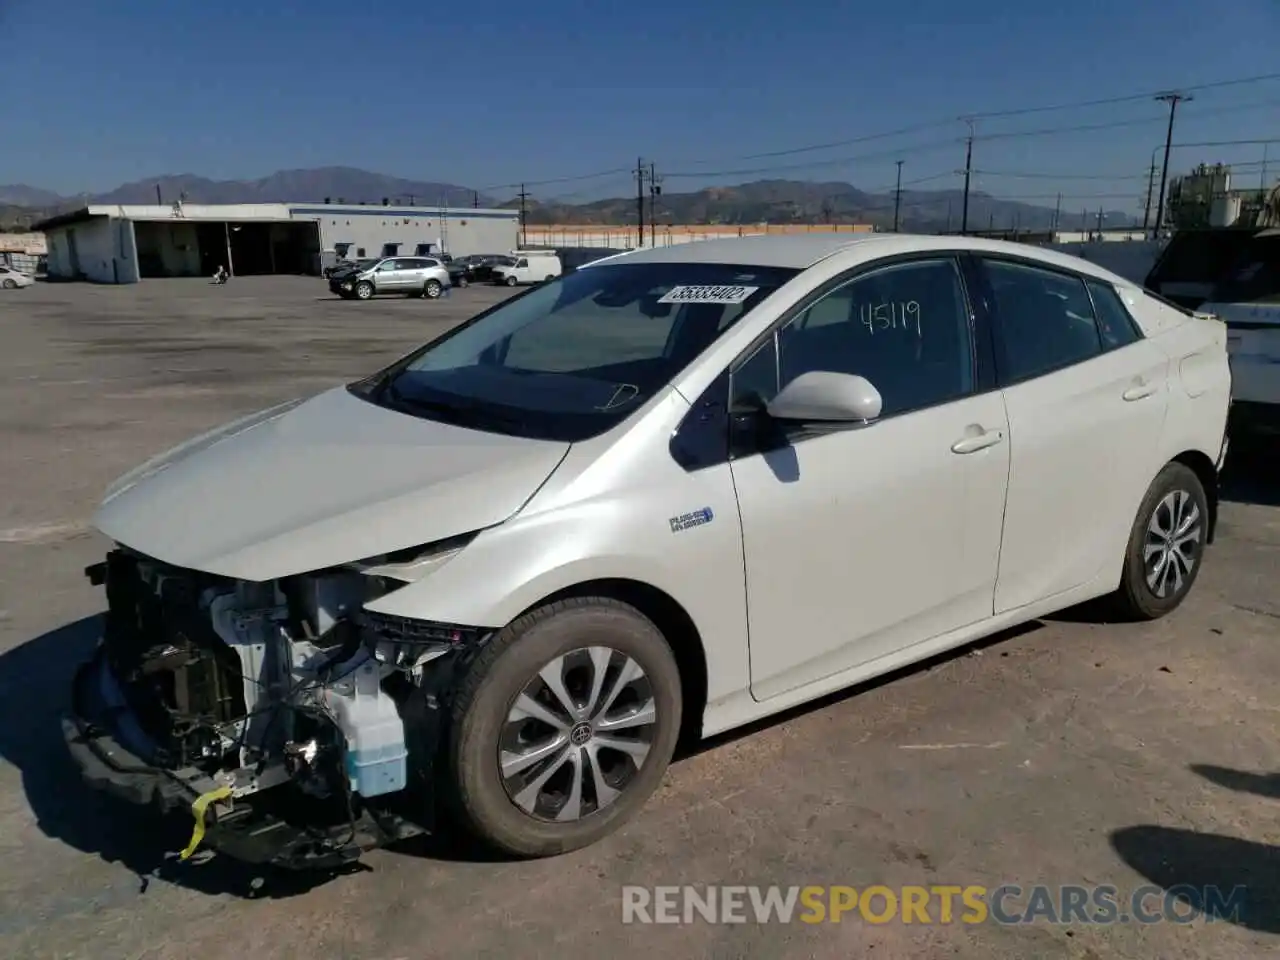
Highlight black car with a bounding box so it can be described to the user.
[467,255,516,284]
[446,254,493,287]
[324,258,377,279]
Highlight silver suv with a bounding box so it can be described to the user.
[329,256,452,300]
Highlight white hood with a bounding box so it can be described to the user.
[92,387,570,580]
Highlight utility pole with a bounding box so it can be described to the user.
[473,190,479,208]
[155,184,163,205]
[892,159,904,232]
[960,119,975,235]
[946,199,952,234]
[516,183,530,248]
[1096,206,1105,238]
[648,163,662,248]
[1153,92,1191,238]
[635,158,650,248]
[1052,193,1062,233]
[1141,162,1157,234]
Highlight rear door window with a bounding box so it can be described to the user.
[982,259,1103,383]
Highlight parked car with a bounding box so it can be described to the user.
[466,254,516,284]
[493,251,563,286]
[1144,226,1280,442]
[324,258,377,279]
[65,235,1229,869]
[0,265,34,289]
[446,255,489,287]
[329,256,451,299]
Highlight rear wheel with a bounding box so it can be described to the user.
[354,280,374,300]
[1113,462,1209,620]
[423,279,443,299]
[447,598,682,858]
[1,279,16,289]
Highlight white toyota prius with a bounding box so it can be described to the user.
[66,234,1231,868]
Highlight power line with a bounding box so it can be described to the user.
[663,136,959,179]
[972,168,1148,181]
[480,167,632,192]
[666,71,1280,167]
[966,71,1280,120]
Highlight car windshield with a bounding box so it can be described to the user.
[350,260,799,441]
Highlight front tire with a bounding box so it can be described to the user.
[504,275,518,286]
[448,598,682,858]
[1113,462,1209,620]
[354,280,374,300]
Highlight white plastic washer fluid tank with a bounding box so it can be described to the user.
[322,653,408,798]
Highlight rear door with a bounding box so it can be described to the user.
[974,255,1171,613]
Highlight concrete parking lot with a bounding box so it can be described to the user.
[1,276,1278,959]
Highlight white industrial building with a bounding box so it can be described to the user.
[35,201,520,283]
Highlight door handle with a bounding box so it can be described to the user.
[1122,381,1158,401]
[951,430,1004,454]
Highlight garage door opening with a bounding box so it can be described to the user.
[133,220,321,278]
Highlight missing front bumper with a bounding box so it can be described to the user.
[63,650,426,870]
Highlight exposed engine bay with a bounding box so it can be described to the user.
[72,547,486,869]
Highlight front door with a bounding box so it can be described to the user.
[729,256,1010,701]
[974,257,1171,613]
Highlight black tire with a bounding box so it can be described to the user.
[2,279,16,289]
[1113,462,1209,620]
[544,275,555,283]
[447,597,682,858]
[504,274,518,287]
[423,279,443,299]
[354,280,374,300]
[458,276,469,288]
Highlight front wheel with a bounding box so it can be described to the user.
[1112,462,1209,620]
[447,598,682,858]
[354,280,374,300]
[504,275,518,286]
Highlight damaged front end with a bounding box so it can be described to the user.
[64,546,486,870]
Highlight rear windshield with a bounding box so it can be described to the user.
[350,261,799,442]
[1209,233,1280,305]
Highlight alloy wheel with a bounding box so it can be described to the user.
[498,646,657,823]
[1143,489,1202,599]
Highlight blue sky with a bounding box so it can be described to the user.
[3,0,1279,215]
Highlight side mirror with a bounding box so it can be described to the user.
[765,371,882,423]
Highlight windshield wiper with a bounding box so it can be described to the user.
[385,388,526,434]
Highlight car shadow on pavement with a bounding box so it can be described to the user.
[1111,762,1280,934]
[0,614,343,899]
[1190,764,1280,800]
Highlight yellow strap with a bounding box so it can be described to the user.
[178,784,234,861]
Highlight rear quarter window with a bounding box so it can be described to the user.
[1085,279,1144,349]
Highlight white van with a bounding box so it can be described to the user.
[493,251,562,286]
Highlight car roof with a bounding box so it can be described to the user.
[590,233,1139,287]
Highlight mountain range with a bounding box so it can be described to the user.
[0,166,1136,234]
